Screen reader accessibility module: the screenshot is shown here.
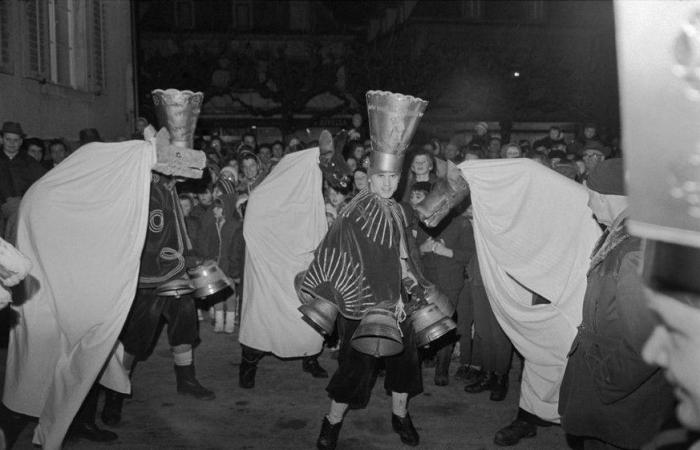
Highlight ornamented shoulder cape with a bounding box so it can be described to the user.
[301,189,411,319]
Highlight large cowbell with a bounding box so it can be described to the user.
[406,283,457,348]
[410,302,456,348]
[186,260,232,299]
[295,271,339,336]
[350,306,404,358]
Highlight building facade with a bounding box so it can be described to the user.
[0,0,134,144]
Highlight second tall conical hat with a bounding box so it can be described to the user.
[366,90,428,174]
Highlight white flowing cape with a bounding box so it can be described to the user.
[3,139,155,449]
[239,148,327,357]
[458,159,601,422]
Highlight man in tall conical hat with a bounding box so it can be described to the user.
[0,88,207,449]
[299,91,429,449]
[101,89,216,429]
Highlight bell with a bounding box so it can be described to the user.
[423,284,455,317]
[410,302,457,348]
[298,297,339,336]
[351,307,404,357]
[187,260,231,299]
[295,270,339,336]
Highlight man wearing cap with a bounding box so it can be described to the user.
[558,159,674,449]
[467,121,491,150]
[580,141,611,182]
[300,91,429,450]
[0,121,46,242]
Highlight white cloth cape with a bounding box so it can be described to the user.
[458,159,601,422]
[239,148,327,357]
[3,139,155,449]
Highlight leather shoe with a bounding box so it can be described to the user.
[489,373,508,402]
[317,416,342,450]
[465,371,495,394]
[174,365,216,400]
[455,366,485,387]
[391,413,419,446]
[67,422,118,442]
[303,357,329,378]
[493,419,536,446]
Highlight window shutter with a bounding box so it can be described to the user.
[88,0,104,92]
[0,0,11,73]
[25,0,49,79]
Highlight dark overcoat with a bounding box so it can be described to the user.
[559,218,674,449]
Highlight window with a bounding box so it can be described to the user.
[50,0,74,86]
[0,0,12,73]
[22,0,104,92]
[24,0,49,80]
[87,0,104,92]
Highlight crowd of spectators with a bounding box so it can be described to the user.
[0,115,617,339]
[9,113,694,449]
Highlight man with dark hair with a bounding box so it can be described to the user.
[533,125,567,151]
[47,139,69,169]
[301,91,430,450]
[241,131,257,151]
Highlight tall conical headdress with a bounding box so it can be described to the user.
[366,90,428,174]
[152,89,203,148]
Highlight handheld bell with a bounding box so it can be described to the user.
[410,302,457,348]
[351,307,404,357]
[186,260,232,299]
[423,284,455,317]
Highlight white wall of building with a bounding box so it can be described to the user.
[0,0,134,144]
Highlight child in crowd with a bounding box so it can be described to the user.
[191,185,214,220]
[409,181,432,210]
[324,183,351,227]
[199,181,241,333]
[345,156,358,173]
[352,168,369,194]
